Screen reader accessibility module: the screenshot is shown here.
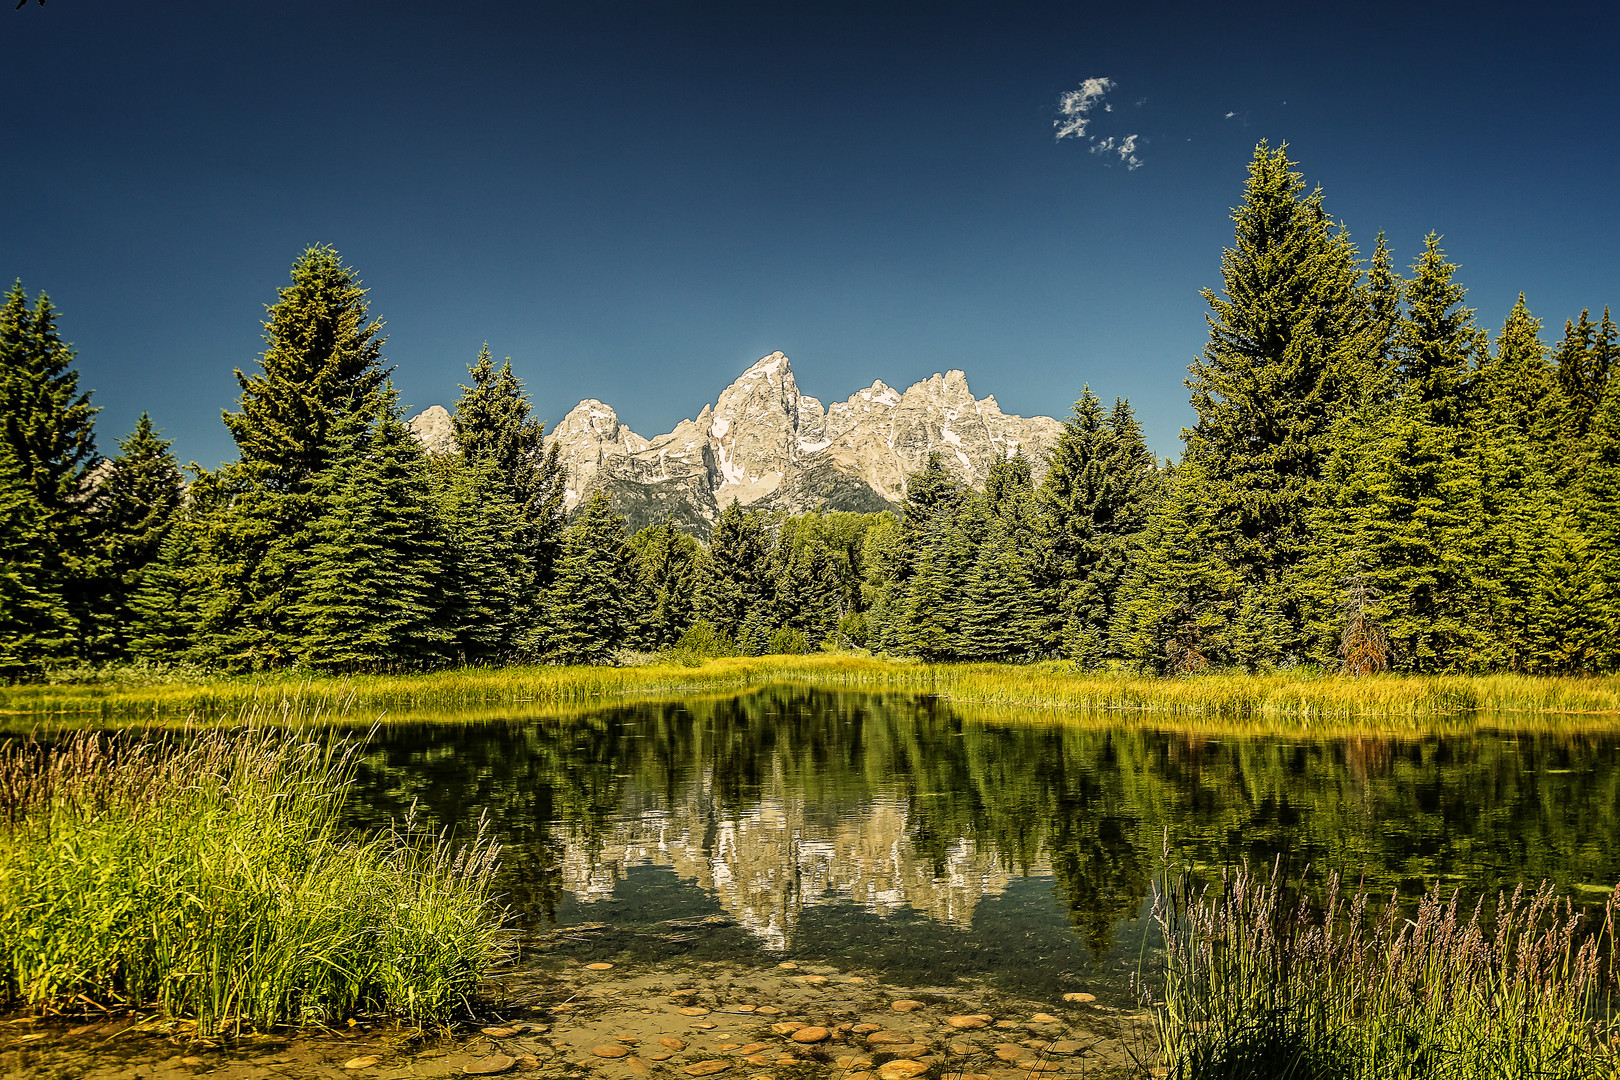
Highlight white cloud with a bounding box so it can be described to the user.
[1056,77,1144,169]
[1054,77,1115,140]
[1089,134,1143,170]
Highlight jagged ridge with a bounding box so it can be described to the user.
[411,352,1062,530]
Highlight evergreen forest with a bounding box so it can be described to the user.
[4,143,1618,679]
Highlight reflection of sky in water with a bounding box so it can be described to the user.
[343,689,1620,997]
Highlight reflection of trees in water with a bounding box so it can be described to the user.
[343,691,1620,953]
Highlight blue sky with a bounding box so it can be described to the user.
[2,1,1616,467]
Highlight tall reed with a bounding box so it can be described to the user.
[0,723,505,1032]
[1150,859,1620,1078]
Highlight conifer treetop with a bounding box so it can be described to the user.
[224,245,389,483]
[0,281,100,513]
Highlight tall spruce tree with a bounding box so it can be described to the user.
[767,513,845,649]
[1556,310,1602,449]
[1470,296,1565,668]
[290,400,449,671]
[899,495,983,660]
[127,520,210,665]
[0,282,100,662]
[202,246,391,668]
[451,344,567,585]
[698,500,772,641]
[626,521,701,650]
[0,444,68,677]
[1036,391,1158,664]
[1174,142,1369,664]
[546,491,632,664]
[223,246,388,481]
[437,455,529,663]
[1302,236,1485,671]
[1112,459,1265,672]
[1399,235,1485,425]
[91,414,185,658]
[962,464,1044,661]
[1571,372,1620,670]
[1306,395,1483,671]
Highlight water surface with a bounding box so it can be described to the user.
[335,687,1620,1001]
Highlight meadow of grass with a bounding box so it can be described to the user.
[1150,860,1620,1079]
[0,720,504,1033]
[5,655,1620,731]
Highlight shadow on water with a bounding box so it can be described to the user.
[325,687,1620,1002]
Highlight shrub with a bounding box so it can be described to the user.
[768,626,811,655]
[674,620,740,658]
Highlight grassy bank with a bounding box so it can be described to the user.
[5,656,1620,729]
[0,723,504,1032]
[1153,862,1620,1078]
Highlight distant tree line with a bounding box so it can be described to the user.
[2,141,1617,677]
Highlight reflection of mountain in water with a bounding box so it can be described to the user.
[344,687,1620,970]
[559,774,1031,948]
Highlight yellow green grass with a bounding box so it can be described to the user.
[0,722,505,1032]
[5,656,1620,732]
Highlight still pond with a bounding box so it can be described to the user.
[329,686,1620,1002]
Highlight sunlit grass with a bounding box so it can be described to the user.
[1151,860,1620,1078]
[0,719,505,1032]
[4,656,1620,732]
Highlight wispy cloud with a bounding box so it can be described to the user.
[1054,77,1115,140]
[1055,77,1143,169]
[1090,134,1143,171]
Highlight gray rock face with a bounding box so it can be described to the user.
[538,352,1062,529]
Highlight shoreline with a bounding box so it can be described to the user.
[5,656,1620,735]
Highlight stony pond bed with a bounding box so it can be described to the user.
[0,956,1155,1080]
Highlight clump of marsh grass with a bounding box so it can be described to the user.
[0,723,505,1034]
[1148,858,1620,1079]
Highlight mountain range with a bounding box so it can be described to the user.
[411,352,1063,531]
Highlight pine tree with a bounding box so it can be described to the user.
[545,491,632,664]
[1571,376,1620,670]
[898,495,983,660]
[0,444,68,677]
[898,453,965,564]
[859,512,906,652]
[437,455,529,663]
[1112,459,1265,673]
[698,500,772,640]
[451,344,566,585]
[0,282,101,662]
[1555,310,1602,448]
[1305,395,1482,671]
[626,521,701,650]
[1036,391,1158,664]
[202,247,391,668]
[127,520,210,665]
[1471,296,1564,668]
[1398,234,1485,426]
[767,513,845,649]
[223,246,387,481]
[91,414,185,658]
[1177,142,1370,664]
[962,486,1044,661]
[290,401,449,672]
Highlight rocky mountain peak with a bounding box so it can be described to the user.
[408,351,1063,531]
[408,404,456,456]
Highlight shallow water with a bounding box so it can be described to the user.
[317,686,1620,1004]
